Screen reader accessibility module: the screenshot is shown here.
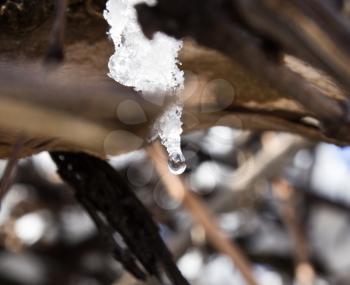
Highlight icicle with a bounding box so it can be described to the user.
[104,0,186,174]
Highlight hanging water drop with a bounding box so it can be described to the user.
[156,103,186,175]
[168,152,186,175]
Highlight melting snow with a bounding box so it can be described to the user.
[104,0,186,174]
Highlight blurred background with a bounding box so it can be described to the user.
[1,128,350,285]
[2,0,350,284]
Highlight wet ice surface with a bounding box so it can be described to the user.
[104,0,186,174]
[155,103,187,174]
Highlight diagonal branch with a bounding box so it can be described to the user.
[148,142,259,285]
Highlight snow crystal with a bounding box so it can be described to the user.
[104,0,186,174]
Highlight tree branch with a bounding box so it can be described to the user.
[1,3,350,158]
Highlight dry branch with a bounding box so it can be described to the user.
[0,2,350,158]
[0,64,163,157]
[273,179,316,285]
[0,136,23,205]
[137,0,350,133]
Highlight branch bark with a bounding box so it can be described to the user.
[0,3,350,158]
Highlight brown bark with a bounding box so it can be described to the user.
[0,1,349,158]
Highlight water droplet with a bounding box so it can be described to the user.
[168,152,186,175]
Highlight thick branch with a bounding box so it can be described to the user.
[1,5,350,158]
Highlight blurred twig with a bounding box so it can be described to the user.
[169,134,308,260]
[45,0,67,64]
[273,179,315,285]
[0,137,24,206]
[213,134,310,211]
[148,141,260,285]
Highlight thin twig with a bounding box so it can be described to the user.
[169,135,307,260]
[273,179,315,285]
[147,141,259,285]
[0,136,24,205]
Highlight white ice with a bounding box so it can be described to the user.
[104,0,186,174]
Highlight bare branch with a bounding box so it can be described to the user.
[1,4,350,157]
